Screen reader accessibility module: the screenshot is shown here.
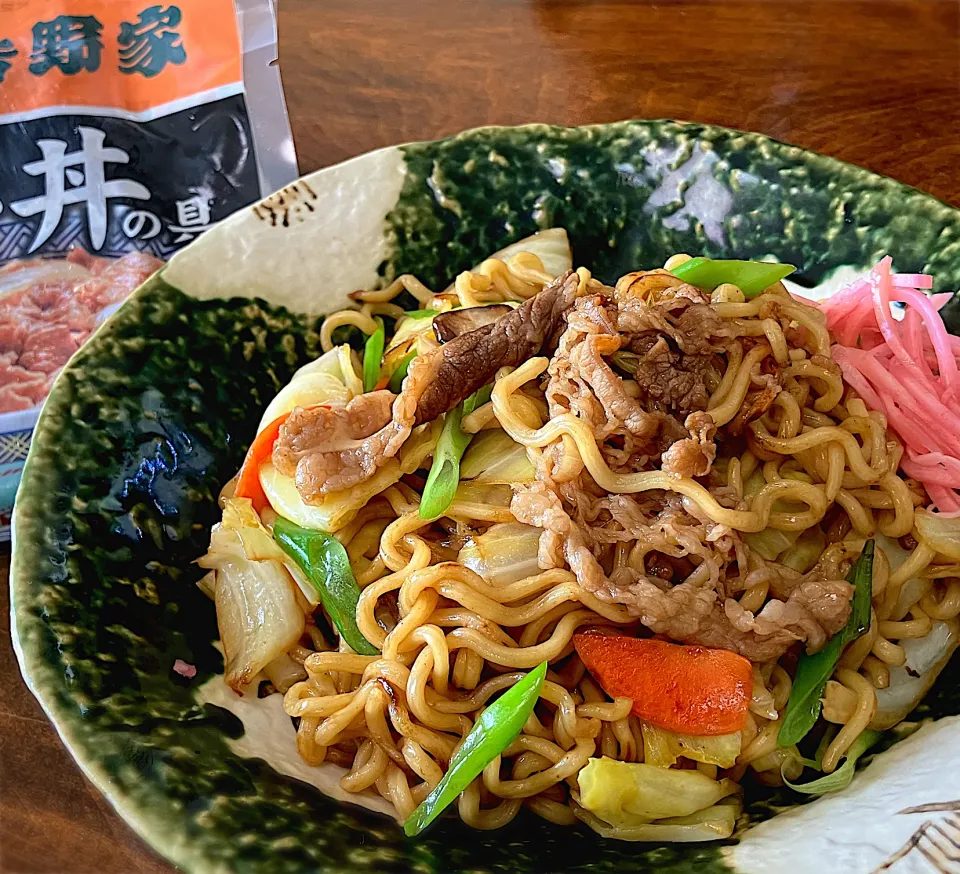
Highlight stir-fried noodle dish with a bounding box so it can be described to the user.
[200,229,960,841]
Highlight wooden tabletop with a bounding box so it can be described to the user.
[2,2,959,872]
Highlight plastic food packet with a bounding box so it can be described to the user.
[0,0,298,538]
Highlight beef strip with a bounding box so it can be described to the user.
[510,481,607,591]
[507,272,855,660]
[617,288,729,356]
[613,286,729,424]
[515,473,854,660]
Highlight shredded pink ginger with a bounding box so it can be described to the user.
[817,257,960,514]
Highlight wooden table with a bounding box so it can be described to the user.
[1,2,959,872]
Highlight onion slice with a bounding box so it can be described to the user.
[914,506,960,561]
[458,522,543,585]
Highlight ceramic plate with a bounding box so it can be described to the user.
[11,121,960,874]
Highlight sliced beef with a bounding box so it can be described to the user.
[661,411,717,478]
[617,288,729,356]
[625,335,713,415]
[689,579,853,660]
[72,251,163,308]
[514,471,853,661]
[613,286,729,419]
[273,391,397,499]
[510,481,609,594]
[563,297,663,441]
[17,325,80,374]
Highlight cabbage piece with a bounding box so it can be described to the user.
[214,556,304,692]
[390,318,432,350]
[446,482,516,524]
[744,470,766,499]
[197,497,309,690]
[780,527,827,573]
[744,527,800,561]
[915,507,960,561]
[441,227,573,294]
[222,496,287,561]
[197,569,217,600]
[458,522,543,585]
[260,460,401,534]
[258,345,358,431]
[742,472,810,559]
[640,723,742,769]
[489,227,573,281]
[871,618,959,729]
[460,429,536,484]
[450,481,514,506]
[577,758,738,827]
[198,497,319,608]
[576,798,740,842]
[259,420,440,532]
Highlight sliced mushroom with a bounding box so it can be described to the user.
[432,305,513,343]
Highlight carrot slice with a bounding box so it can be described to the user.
[573,634,752,736]
[234,412,291,514]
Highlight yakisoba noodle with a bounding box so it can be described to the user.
[201,237,960,841]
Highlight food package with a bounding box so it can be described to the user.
[0,0,298,538]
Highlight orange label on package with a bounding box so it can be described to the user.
[0,0,242,117]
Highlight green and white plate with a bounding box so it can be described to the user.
[11,121,960,874]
